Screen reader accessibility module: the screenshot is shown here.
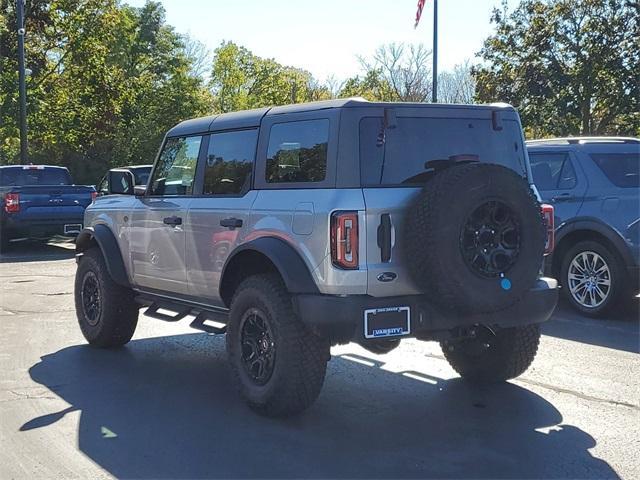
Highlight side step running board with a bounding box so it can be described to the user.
[136,294,229,335]
[144,302,191,322]
[190,311,227,334]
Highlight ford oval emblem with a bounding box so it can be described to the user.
[377,272,397,282]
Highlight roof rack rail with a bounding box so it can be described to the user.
[526,137,640,146]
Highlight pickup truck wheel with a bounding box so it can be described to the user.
[74,247,138,348]
[226,274,330,417]
[560,240,627,318]
[440,324,540,382]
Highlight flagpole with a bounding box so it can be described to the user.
[16,0,28,163]
[432,0,438,103]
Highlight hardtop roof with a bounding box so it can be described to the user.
[166,98,517,137]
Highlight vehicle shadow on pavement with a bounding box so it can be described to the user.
[23,334,618,479]
[543,302,640,354]
[0,238,75,263]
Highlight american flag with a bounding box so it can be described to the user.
[414,0,426,28]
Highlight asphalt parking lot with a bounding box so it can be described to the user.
[1,239,638,479]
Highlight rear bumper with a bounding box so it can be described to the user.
[2,215,84,238]
[295,277,559,344]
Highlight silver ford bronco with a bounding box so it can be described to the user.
[74,98,558,417]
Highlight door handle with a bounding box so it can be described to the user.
[551,193,575,203]
[163,216,182,226]
[377,213,392,263]
[220,218,243,229]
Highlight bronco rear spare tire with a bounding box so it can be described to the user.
[404,163,545,314]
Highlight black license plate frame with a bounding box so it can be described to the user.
[364,306,411,339]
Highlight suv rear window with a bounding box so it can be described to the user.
[360,117,526,186]
[266,119,329,183]
[0,167,71,186]
[590,153,639,188]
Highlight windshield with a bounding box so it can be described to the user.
[360,116,527,186]
[0,167,72,186]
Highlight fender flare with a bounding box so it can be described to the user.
[555,217,634,266]
[221,237,320,295]
[75,225,130,287]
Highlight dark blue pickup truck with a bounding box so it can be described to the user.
[0,165,96,252]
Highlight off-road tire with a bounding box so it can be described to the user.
[404,163,545,314]
[226,274,330,417]
[74,247,138,347]
[441,324,540,382]
[560,240,628,318]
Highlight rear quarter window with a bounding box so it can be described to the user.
[266,119,329,183]
[590,153,639,188]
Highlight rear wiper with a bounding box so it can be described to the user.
[378,108,398,184]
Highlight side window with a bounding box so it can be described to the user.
[557,157,577,189]
[204,129,257,195]
[98,175,109,195]
[148,136,202,196]
[590,153,640,188]
[266,119,329,183]
[529,153,576,190]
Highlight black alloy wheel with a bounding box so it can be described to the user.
[81,271,102,326]
[460,200,521,278]
[240,308,276,386]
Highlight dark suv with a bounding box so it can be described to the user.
[527,137,639,317]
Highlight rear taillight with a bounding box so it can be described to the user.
[541,204,554,255]
[4,193,20,213]
[91,191,98,202]
[331,211,359,269]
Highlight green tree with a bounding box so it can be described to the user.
[209,41,329,113]
[0,0,211,183]
[339,69,396,101]
[474,0,640,138]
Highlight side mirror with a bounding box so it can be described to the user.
[133,185,147,196]
[108,169,135,195]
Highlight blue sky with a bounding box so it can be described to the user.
[125,0,518,80]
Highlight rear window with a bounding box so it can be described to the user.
[131,168,151,186]
[0,167,72,186]
[590,153,639,188]
[360,117,526,186]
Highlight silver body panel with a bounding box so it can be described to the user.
[84,100,532,305]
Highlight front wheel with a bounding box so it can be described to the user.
[74,247,139,347]
[226,274,330,417]
[440,324,540,383]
